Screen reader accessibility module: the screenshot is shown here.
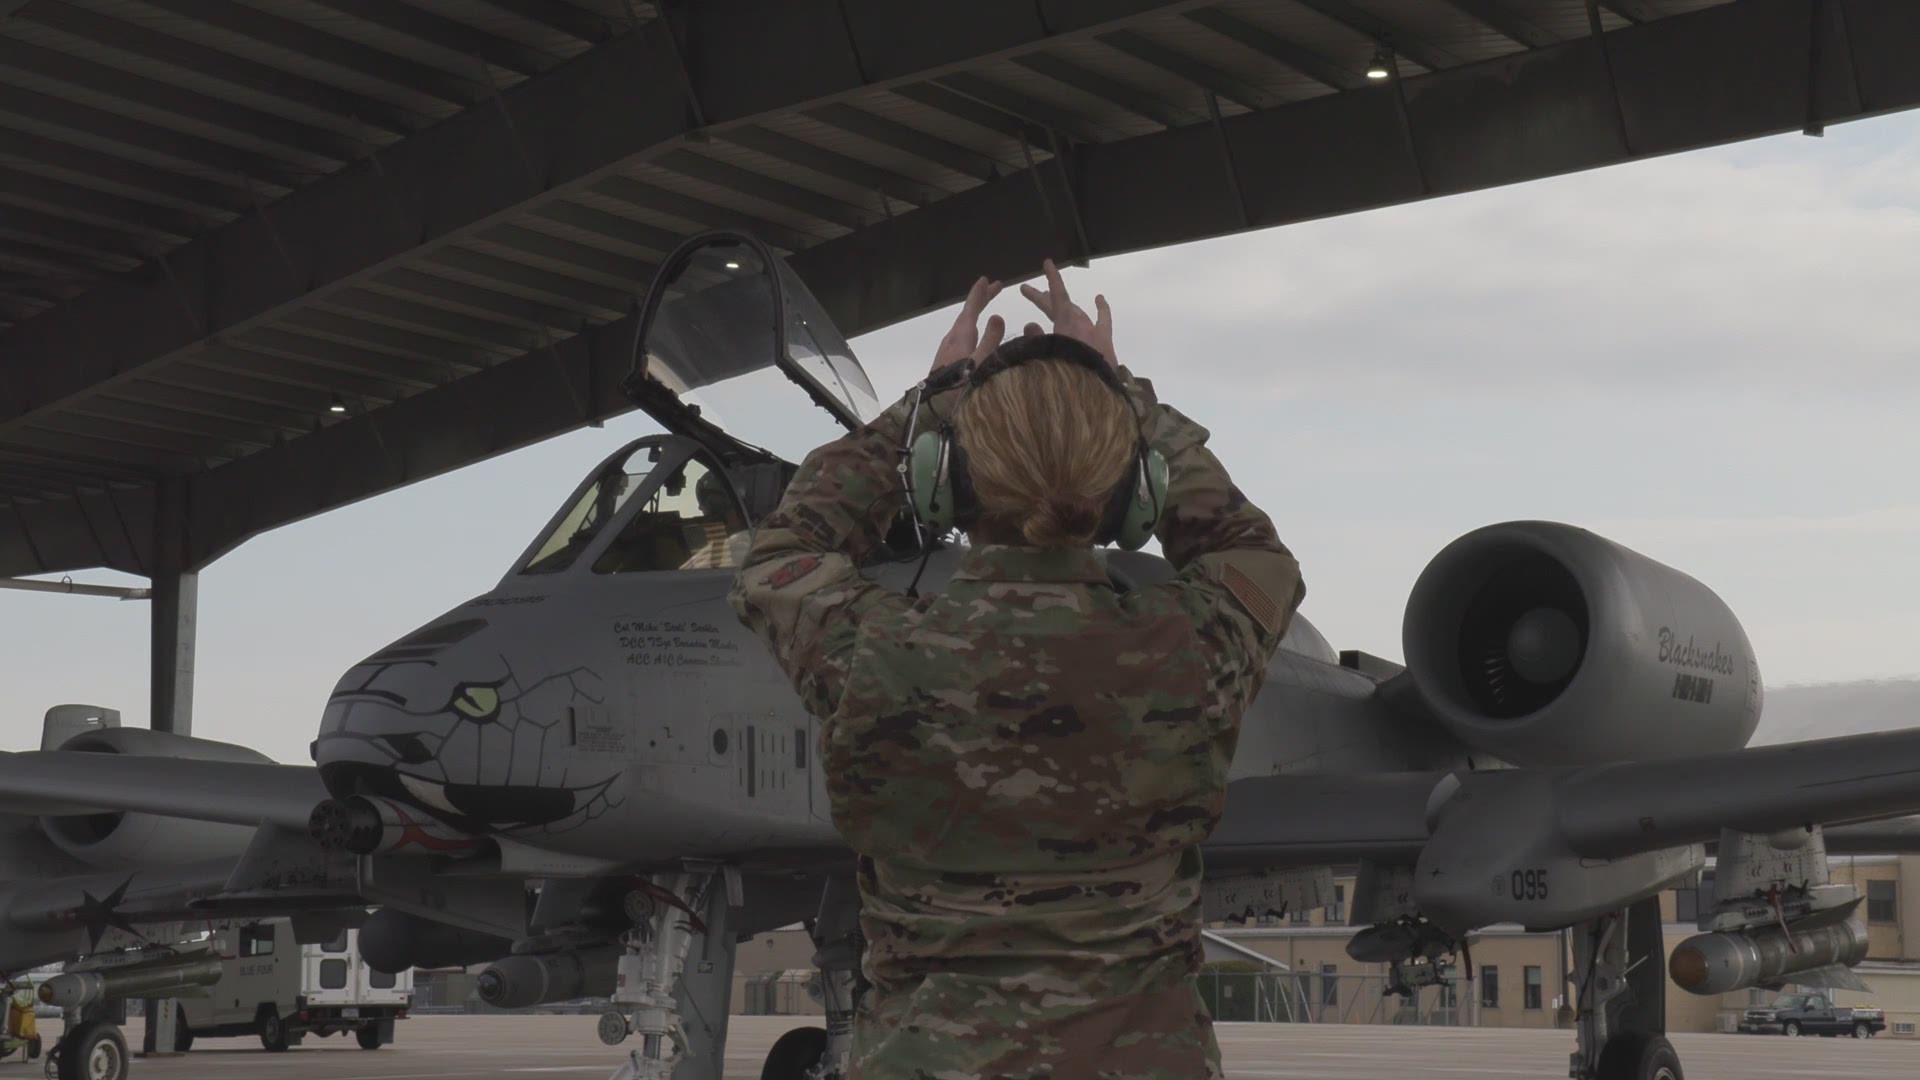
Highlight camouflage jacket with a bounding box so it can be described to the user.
[731,368,1303,1079]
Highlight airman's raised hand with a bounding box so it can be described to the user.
[1018,258,1116,369]
[931,276,1007,375]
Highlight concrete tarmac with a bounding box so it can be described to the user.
[33,1015,1917,1078]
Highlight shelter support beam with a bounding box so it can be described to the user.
[149,480,195,735]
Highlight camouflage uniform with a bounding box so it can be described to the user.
[731,368,1302,1079]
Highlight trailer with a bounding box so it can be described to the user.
[174,921,410,1051]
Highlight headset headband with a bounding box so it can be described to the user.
[967,333,1119,390]
[909,332,1165,550]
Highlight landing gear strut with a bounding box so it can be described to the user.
[600,867,739,1080]
[781,874,862,1080]
[1571,897,1682,1080]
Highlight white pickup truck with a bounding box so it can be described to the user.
[172,921,411,1051]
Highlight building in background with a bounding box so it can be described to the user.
[1191,857,1920,1036]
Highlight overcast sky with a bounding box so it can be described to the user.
[6,112,1920,763]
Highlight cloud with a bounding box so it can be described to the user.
[1036,137,1920,398]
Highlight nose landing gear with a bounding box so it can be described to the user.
[599,868,739,1080]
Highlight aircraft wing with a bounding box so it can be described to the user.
[1208,726,1920,933]
[0,751,324,830]
[1555,727,1920,857]
[1822,814,1920,853]
[1208,726,1920,869]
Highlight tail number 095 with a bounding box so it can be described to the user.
[1510,869,1549,902]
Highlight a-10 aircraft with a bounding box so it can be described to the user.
[5,232,1920,1080]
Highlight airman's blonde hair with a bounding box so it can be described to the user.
[953,359,1137,548]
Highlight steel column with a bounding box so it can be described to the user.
[149,479,196,735]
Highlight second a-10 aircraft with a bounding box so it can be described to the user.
[5,232,1920,1080]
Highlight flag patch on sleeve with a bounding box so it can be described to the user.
[763,555,823,590]
[1221,562,1281,637]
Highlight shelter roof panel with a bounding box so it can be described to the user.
[7,0,1915,579]
[1,11,412,143]
[234,0,541,88]
[107,0,472,118]
[1210,0,1436,78]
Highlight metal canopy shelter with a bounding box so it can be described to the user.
[2,0,1917,589]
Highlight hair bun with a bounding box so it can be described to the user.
[1022,496,1103,548]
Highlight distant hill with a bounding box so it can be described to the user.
[1753,677,1920,745]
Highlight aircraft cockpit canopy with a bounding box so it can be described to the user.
[519,439,749,577]
[631,233,880,461]
[518,232,884,581]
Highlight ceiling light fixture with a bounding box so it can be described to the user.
[1367,44,1393,80]
[724,261,741,270]
[328,395,348,414]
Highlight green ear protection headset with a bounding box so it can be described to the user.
[907,334,1169,550]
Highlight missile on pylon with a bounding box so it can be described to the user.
[476,949,618,1010]
[38,956,224,1011]
[1669,918,1869,996]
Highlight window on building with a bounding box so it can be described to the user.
[1290,906,1312,925]
[320,959,348,990]
[1480,966,1500,1009]
[1868,880,1898,924]
[1524,966,1543,1010]
[1675,886,1699,924]
[1328,885,1346,925]
[1439,980,1457,1009]
[240,924,275,957]
[1320,964,1339,1008]
[369,968,396,989]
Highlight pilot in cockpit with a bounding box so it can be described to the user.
[678,469,751,570]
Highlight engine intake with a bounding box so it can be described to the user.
[1403,521,1760,766]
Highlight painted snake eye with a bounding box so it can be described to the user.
[450,684,501,723]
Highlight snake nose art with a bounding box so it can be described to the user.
[314,609,620,836]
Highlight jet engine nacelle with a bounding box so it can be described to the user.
[1402,521,1761,766]
[37,728,265,869]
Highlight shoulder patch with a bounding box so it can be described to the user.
[762,555,823,590]
[1221,561,1281,637]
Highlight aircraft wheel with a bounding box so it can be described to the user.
[258,1008,290,1052]
[27,1035,41,1060]
[760,1026,829,1080]
[175,1003,194,1051]
[58,1022,128,1080]
[1595,1032,1683,1080]
[1782,1021,1801,1037]
[356,1025,384,1050]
